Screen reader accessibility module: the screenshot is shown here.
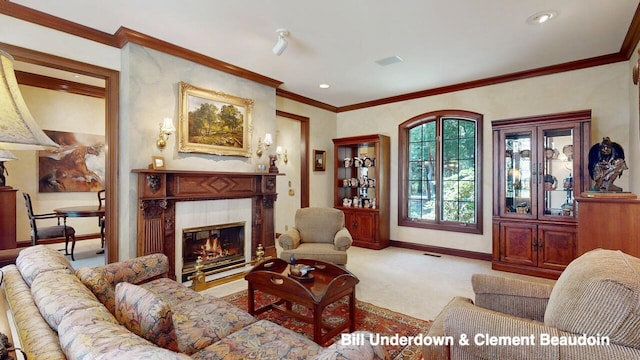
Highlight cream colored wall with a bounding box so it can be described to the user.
[274,116,301,233]
[119,44,277,258]
[3,14,637,258]
[6,85,105,242]
[275,97,337,208]
[336,62,631,254]
[628,46,640,193]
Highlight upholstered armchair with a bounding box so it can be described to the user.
[423,249,640,360]
[278,207,352,265]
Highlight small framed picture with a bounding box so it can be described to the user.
[314,150,326,171]
[150,156,166,170]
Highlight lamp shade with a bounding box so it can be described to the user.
[0,150,18,162]
[160,117,176,134]
[0,49,59,150]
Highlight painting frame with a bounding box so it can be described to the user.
[314,149,326,171]
[178,81,254,157]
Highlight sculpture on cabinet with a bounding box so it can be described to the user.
[588,137,628,192]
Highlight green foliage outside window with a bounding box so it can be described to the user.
[402,112,481,232]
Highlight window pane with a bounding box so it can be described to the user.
[400,111,482,233]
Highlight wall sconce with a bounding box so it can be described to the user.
[276,146,288,164]
[156,117,176,150]
[256,133,273,157]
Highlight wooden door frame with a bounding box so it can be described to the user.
[276,110,309,207]
[4,42,120,263]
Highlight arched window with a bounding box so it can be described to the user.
[398,110,483,234]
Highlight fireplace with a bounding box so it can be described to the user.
[181,221,246,282]
[134,169,279,281]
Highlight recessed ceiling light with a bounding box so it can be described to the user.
[527,10,558,25]
[319,83,330,89]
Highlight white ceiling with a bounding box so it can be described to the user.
[11,0,640,108]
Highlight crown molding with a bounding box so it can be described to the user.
[3,0,639,113]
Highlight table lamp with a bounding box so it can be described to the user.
[0,49,59,150]
[0,150,18,188]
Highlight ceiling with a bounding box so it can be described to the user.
[9,0,640,108]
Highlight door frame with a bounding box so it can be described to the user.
[4,42,120,263]
[276,110,309,207]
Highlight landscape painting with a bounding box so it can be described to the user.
[38,130,105,192]
[178,81,254,157]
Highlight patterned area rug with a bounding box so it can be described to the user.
[222,290,432,360]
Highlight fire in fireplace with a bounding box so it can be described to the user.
[182,221,246,282]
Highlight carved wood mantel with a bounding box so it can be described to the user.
[133,169,280,280]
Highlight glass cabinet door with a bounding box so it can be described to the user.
[501,129,535,217]
[538,126,576,219]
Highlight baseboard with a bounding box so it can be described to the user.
[389,240,492,261]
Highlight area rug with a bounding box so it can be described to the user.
[222,290,432,360]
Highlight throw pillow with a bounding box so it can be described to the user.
[115,282,178,351]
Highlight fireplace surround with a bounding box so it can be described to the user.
[134,169,279,280]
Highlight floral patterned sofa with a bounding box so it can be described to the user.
[1,245,388,360]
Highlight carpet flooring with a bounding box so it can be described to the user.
[223,290,432,360]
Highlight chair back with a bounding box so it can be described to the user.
[22,192,38,241]
[98,189,106,210]
[295,207,345,244]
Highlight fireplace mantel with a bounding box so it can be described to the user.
[133,169,280,280]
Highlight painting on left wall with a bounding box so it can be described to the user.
[38,130,106,192]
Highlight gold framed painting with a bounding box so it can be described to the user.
[178,81,254,157]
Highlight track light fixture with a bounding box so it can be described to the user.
[272,29,290,56]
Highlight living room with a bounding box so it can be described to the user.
[1,1,640,359]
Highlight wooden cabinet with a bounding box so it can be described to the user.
[492,110,591,279]
[575,194,640,257]
[0,188,17,250]
[333,134,390,250]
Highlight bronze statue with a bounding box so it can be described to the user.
[588,137,628,192]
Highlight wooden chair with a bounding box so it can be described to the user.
[22,192,77,260]
[97,189,105,251]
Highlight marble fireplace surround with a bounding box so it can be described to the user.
[134,169,279,280]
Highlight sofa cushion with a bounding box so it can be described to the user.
[170,296,257,355]
[545,249,640,349]
[58,309,190,360]
[76,253,169,314]
[16,245,74,287]
[31,269,106,331]
[1,265,66,360]
[140,277,201,306]
[191,320,323,360]
[296,207,345,244]
[115,282,178,351]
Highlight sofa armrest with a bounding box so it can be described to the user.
[278,229,301,250]
[314,331,390,359]
[472,274,554,322]
[77,253,169,314]
[333,228,353,251]
[444,304,560,360]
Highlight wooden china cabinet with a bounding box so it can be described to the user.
[333,134,390,250]
[492,110,591,279]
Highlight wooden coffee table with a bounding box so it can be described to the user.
[245,258,359,344]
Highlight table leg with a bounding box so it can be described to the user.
[313,303,323,344]
[62,216,70,255]
[247,285,256,315]
[349,290,356,332]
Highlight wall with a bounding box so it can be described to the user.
[274,115,301,233]
[628,45,640,193]
[336,62,632,254]
[275,97,337,208]
[119,44,277,259]
[7,85,105,241]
